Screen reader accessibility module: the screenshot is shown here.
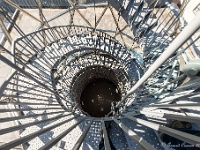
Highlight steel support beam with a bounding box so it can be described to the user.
[122,113,200,145]
[147,103,200,109]
[160,73,187,89]
[177,78,200,90]
[117,12,200,107]
[101,121,111,150]
[72,119,93,150]
[139,110,200,124]
[0,17,12,44]
[66,0,93,27]
[3,0,43,24]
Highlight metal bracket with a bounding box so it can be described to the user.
[183,59,200,77]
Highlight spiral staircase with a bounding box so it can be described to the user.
[0,0,200,149]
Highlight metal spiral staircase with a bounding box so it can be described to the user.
[0,0,200,149]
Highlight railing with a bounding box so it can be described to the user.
[0,0,200,149]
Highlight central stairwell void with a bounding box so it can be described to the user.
[80,78,121,117]
[0,0,200,150]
